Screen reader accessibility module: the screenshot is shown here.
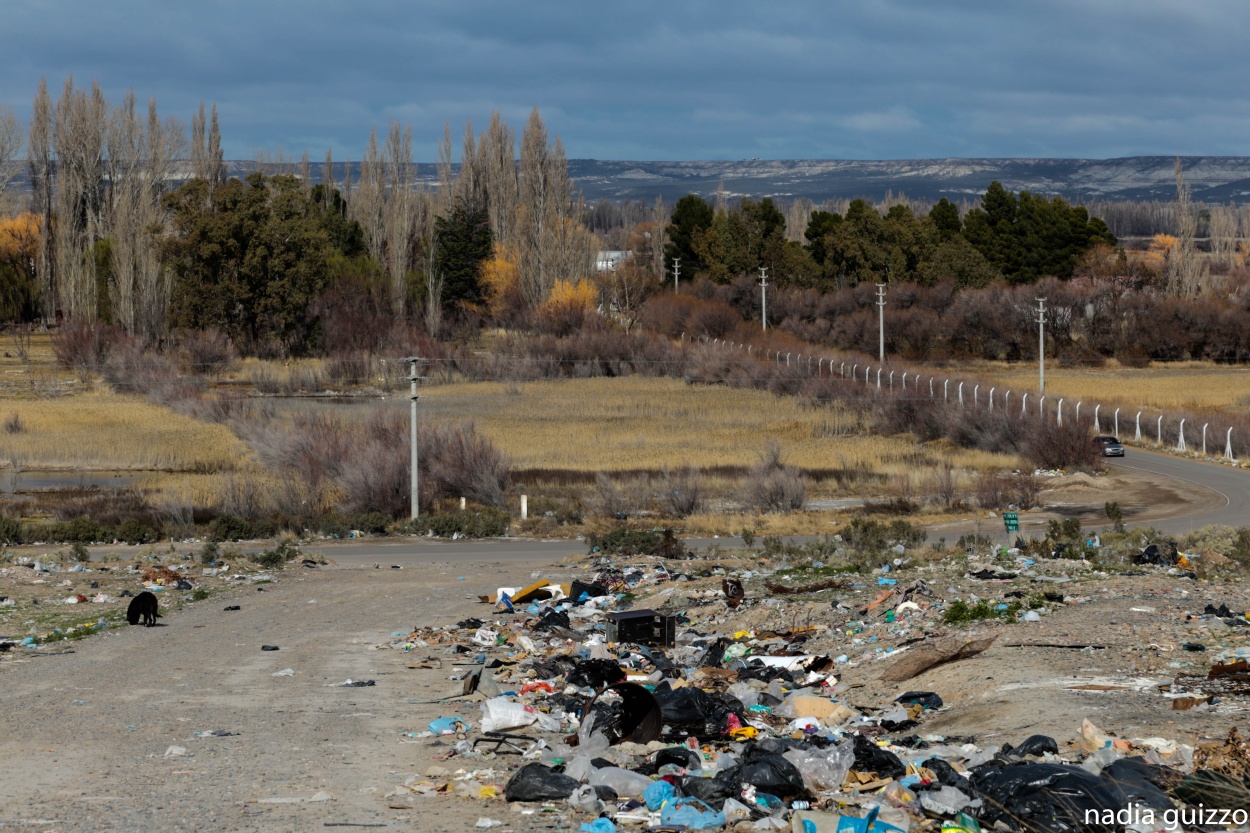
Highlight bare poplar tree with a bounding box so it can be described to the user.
[785,198,813,242]
[518,109,554,305]
[1168,158,1208,297]
[382,122,417,315]
[478,112,518,248]
[107,93,185,340]
[0,104,22,200]
[53,76,109,319]
[191,102,208,180]
[299,150,311,195]
[321,148,334,208]
[648,195,668,277]
[28,79,54,323]
[1209,202,1239,269]
[350,128,385,264]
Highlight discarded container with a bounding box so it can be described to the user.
[605,609,677,647]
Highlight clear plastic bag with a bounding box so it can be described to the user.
[782,741,854,791]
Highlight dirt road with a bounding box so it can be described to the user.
[0,556,568,833]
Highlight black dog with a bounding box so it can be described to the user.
[127,591,161,627]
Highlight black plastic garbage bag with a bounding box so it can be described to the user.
[655,747,702,770]
[681,770,738,804]
[923,757,972,790]
[895,691,944,711]
[533,609,572,632]
[652,682,742,736]
[1133,542,1179,566]
[504,763,580,802]
[1001,735,1060,759]
[567,659,626,689]
[738,745,807,799]
[853,734,906,780]
[969,762,1128,832]
[1100,757,1176,812]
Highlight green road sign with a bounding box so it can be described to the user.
[1003,512,1019,532]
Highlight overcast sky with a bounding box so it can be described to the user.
[3,0,1248,163]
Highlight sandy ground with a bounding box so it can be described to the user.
[1,543,1247,833]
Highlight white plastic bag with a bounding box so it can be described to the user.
[782,741,854,791]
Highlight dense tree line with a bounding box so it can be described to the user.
[663,183,1115,290]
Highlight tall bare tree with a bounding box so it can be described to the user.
[1168,158,1208,297]
[382,122,417,314]
[351,128,385,265]
[477,112,518,248]
[107,93,185,340]
[27,80,54,323]
[53,76,109,319]
[0,104,22,201]
[1209,202,1240,269]
[321,148,334,208]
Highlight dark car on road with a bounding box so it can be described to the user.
[1094,435,1125,457]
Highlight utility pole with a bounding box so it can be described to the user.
[759,266,768,331]
[1036,297,1047,394]
[876,283,886,363]
[403,356,426,520]
[672,257,680,292]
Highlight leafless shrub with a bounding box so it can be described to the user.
[247,366,280,394]
[324,353,372,387]
[8,324,31,363]
[1023,418,1102,470]
[974,469,1008,510]
[102,339,189,401]
[218,472,263,520]
[745,440,807,512]
[2,412,23,434]
[1011,472,1043,509]
[661,466,704,518]
[927,459,961,509]
[176,328,235,377]
[52,319,119,380]
[594,473,629,518]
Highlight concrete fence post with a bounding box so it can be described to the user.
[521,495,528,520]
[989,387,995,411]
[1057,398,1064,426]
[1226,427,1235,461]
[1135,412,1142,443]
[1177,419,1187,453]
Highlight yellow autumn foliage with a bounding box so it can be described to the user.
[480,243,520,319]
[542,278,597,314]
[0,212,41,280]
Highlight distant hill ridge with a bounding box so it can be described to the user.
[12,156,1250,204]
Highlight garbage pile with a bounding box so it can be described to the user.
[390,558,1250,832]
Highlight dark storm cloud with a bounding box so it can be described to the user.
[3,0,1249,161]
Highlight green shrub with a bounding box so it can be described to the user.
[199,541,220,566]
[209,515,253,542]
[0,515,23,546]
[252,540,298,570]
[47,518,110,543]
[401,509,510,539]
[191,588,209,601]
[586,527,684,558]
[117,519,161,545]
[943,598,1022,625]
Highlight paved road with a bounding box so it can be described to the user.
[1106,448,1250,534]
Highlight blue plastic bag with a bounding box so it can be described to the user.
[660,797,725,830]
[643,778,675,810]
[579,819,616,833]
[427,716,469,734]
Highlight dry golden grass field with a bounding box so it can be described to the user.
[970,360,1250,413]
